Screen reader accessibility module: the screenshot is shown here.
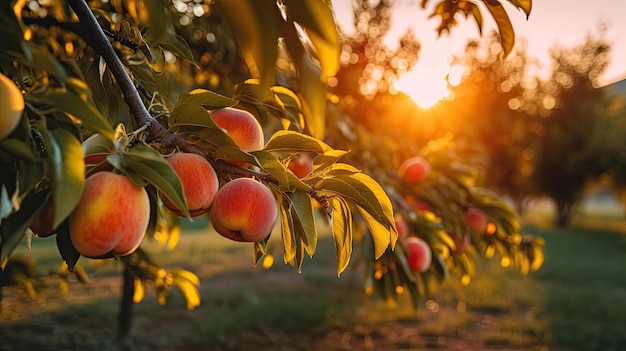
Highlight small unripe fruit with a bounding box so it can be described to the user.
[69,172,150,258]
[405,237,432,273]
[210,178,278,242]
[399,156,431,183]
[161,153,219,217]
[464,208,488,234]
[0,72,24,140]
[211,107,264,152]
[287,154,314,178]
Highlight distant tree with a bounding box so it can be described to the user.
[530,33,621,226]
[440,36,538,211]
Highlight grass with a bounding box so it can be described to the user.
[1,208,625,350]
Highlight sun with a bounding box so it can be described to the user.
[392,69,451,108]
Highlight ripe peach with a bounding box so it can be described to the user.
[211,107,264,152]
[464,208,488,234]
[455,232,471,255]
[0,72,24,140]
[69,172,150,258]
[210,178,278,242]
[394,214,409,240]
[29,200,56,237]
[405,237,432,273]
[406,196,432,212]
[161,153,219,217]
[398,156,431,183]
[287,154,314,178]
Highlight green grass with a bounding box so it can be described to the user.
[1,211,626,350]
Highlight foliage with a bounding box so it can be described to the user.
[530,33,623,226]
[0,0,547,341]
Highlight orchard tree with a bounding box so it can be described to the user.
[0,0,544,342]
[529,33,622,226]
[438,36,538,212]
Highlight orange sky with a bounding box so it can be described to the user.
[332,0,626,87]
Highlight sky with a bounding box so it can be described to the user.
[332,0,626,88]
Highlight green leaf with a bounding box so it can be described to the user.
[270,86,305,129]
[468,3,484,35]
[357,206,394,260]
[215,0,282,86]
[288,189,317,257]
[43,89,114,140]
[280,197,297,264]
[170,103,218,127]
[253,236,270,265]
[483,0,515,56]
[45,129,85,229]
[250,150,290,191]
[172,274,201,310]
[122,144,190,218]
[263,130,331,153]
[213,145,258,165]
[0,139,36,161]
[295,48,328,139]
[175,90,237,110]
[331,197,352,276]
[144,0,168,40]
[283,0,340,79]
[506,0,532,18]
[0,186,12,223]
[315,168,397,258]
[157,32,197,64]
[30,46,69,84]
[309,150,349,175]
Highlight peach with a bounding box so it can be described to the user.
[394,214,409,239]
[399,156,431,183]
[287,154,314,178]
[0,72,24,140]
[464,208,488,234]
[161,153,219,217]
[455,232,471,254]
[405,237,432,273]
[211,107,264,152]
[69,172,149,258]
[210,178,278,242]
[29,200,56,237]
[406,196,432,212]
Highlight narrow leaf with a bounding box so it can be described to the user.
[47,129,85,229]
[280,197,297,264]
[123,144,189,217]
[483,0,516,56]
[331,197,352,276]
[263,130,332,153]
[44,89,114,140]
[288,189,317,257]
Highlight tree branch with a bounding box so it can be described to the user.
[67,0,162,138]
[66,0,281,187]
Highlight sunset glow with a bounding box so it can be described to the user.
[393,70,448,108]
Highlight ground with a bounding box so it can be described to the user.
[0,204,625,351]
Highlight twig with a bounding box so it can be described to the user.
[66,0,284,187]
[67,0,162,139]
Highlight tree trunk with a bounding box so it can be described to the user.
[117,258,135,341]
[556,200,573,227]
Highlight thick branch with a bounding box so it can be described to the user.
[66,0,282,187]
[67,0,162,138]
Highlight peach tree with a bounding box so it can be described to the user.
[0,0,544,338]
